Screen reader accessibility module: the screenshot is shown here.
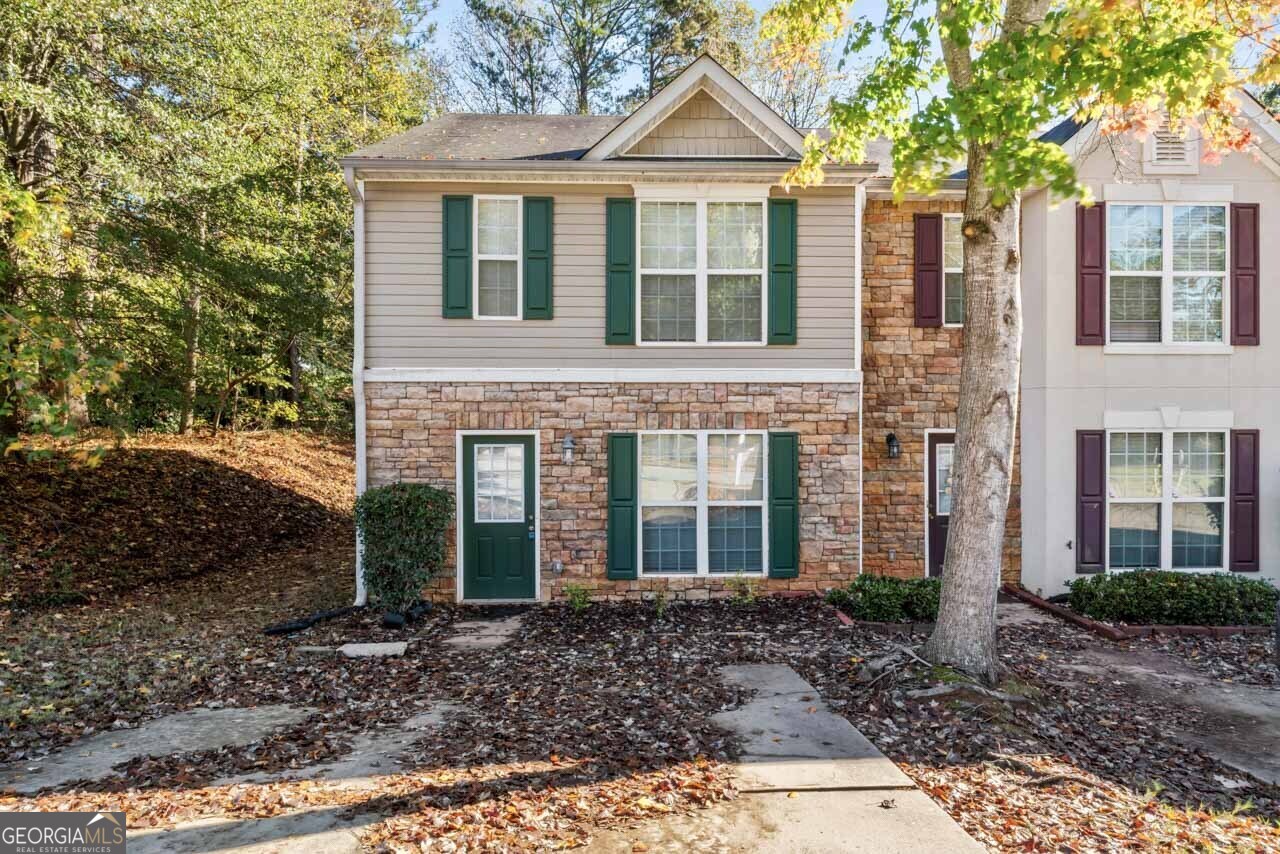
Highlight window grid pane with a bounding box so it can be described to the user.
[1109,504,1161,568]
[708,433,763,500]
[477,199,518,256]
[1172,205,1226,272]
[1172,502,1224,569]
[1172,432,1226,498]
[936,443,955,515]
[640,275,696,342]
[478,259,518,317]
[642,507,697,573]
[1109,276,1161,343]
[1171,276,1224,343]
[707,202,763,269]
[708,274,762,342]
[1109,205,1163,272]
[944,272,964,325]
[943,216,963,270]
[639,433,698,502]
[640,202,696,270]
[475,444,524,522]
[708,506,763,572]
[1108,432,1162,498]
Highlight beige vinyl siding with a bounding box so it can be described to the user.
[363,182,857,369]
[624,91,777,157]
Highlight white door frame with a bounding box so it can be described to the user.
[454,429,542,604]
[922,428,956,579]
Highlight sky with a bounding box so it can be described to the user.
[426,0,897,105]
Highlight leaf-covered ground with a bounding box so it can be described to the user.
[2,432,1277,850]
[0,430,353,607]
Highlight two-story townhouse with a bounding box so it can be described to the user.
[1020,102,1280,595]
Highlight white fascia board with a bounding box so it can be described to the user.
[363,367,863,384]
[582,56,807,162]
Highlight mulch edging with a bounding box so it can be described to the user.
[1001,584,1272,641]
[832,606,934,634]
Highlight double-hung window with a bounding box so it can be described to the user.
[1107,430,1228,571]
[943,214,964,325]
[638,199,766,344]
[1107,204,1227,345]
[475,196,522,319]
[638,431,767,575]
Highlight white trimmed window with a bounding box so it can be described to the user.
[638,199,766,344]
[943,214,964,326]
[1106,430,1228,571]
[475,196,522,319]
[638,431,767,575]
[1106,203,1227,345]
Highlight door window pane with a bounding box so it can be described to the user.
[708,506,763,572]
[1109,504,1161,568]
[640,202,696,269]
[944,273,964,325]
[935,443,954,515]
[1171,276,1224,343]
[1172,432,1226,498]
[1172,205,1226,271]
[477,198,519,255]
[707,274,762,342]
[478,260,518,317]
[475,444,524,522]
[640,434,697,501]
[640,275,695,342]
[1109,276,1161,343]
[707,202,763,269]
[1172,502,1224,568]
[1108,432,1162,498]
[1109,205,1163,271]
[642,507,697,573]
[708,433,763,500]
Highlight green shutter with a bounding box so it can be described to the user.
[605,198,636,344]
[607,433,638,579]
[442,195,472,318]
[768,198,797,344]
[768,431,800,578]
[524,196,553,319]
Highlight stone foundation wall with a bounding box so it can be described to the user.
[861,199,1022,582]
[365,382,862,602]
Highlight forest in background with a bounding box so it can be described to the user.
[1,0,850,448]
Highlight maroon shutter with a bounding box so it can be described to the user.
[913,213,942,327]
[1230,429,1260,572]
[1076,430,1106,573]
[1076,202,1106,345]
[1231,203,1260,346]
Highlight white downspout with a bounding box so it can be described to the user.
[345,167,368,606]
[855,182,866,575]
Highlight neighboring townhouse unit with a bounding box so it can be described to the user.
[342,54,1272,604]
[1021,102,1280,595]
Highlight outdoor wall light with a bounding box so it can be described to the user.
[562,433,576,464]
[886,433,902,459]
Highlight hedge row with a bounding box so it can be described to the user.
[1068,571,1278,626]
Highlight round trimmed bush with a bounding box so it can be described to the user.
[354,482,454,614]
[826,575,941,623]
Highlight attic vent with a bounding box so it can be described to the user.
[1143,117,1198,174]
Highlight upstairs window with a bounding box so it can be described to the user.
[638,199,766,344]
[475,196,521,319]
[943,214,964,325]
[1107,204,1227,345]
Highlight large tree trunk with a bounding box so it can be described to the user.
[921,150,1023,685]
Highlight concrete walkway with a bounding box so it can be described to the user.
[587,665,982,853]
[442,614,524,649]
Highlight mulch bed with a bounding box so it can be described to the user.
[0,430,353,607]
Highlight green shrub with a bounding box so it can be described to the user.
[563,582,591,613]
[1068,571,1278,626]
[826,575,941,623]
[354,483,454,613]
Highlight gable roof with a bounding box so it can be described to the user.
[582,55,807,161]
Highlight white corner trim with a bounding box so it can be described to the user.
[582,57,805,162]
[1102,182,1233,202]
[346,167,368,607]
[363,367,862,384]
[1104,409,1234,430]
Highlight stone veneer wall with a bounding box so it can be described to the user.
[861,199,1022,582]
[365,382,862,602]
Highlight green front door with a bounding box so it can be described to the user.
[462,435,537,600]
